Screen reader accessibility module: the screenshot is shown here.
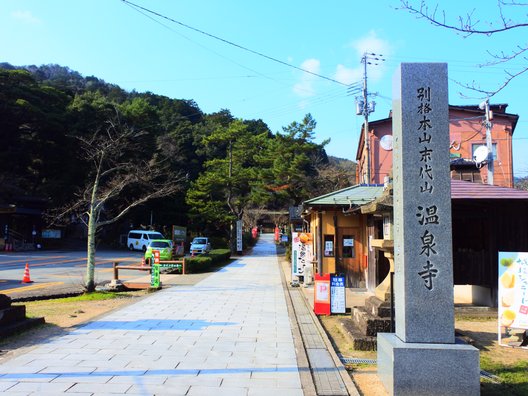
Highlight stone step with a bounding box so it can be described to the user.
[0,306,27,326]
[364,295,393,318]
[351,307,392,337]
[336,316,378,351]
[0,317,45,338]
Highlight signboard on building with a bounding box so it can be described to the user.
[172,225,187,242]
[343,238,354,247]
[292,232,312,277]
[383,213,393,240]
[330,275,346,314]
[42,229,61,239]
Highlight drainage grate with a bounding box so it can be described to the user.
[340,355,501,383]
[339,356,376,365]
[480,370,501,384]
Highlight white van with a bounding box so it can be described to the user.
[127,230,164,251]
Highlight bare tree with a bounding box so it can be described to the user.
[398,0,528,96]
[50,113,183,292]
[242,206,267,230]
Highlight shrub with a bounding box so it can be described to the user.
[208,249,231,264]
[184,249,231,273]
[185,256,213,273]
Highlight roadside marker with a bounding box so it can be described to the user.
[21,263,33,283]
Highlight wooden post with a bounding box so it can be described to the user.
[113,261,119,282]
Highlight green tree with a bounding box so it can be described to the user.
[186,119,268,247]
[260,114,329,207]
[515,177,528,191]
[0,69,74,203]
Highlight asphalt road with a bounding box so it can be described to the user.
[0,249,145,298]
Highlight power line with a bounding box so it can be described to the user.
[121,0,357,88]
[121,0,294,89]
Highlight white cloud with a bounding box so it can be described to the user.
[334,31,391,85]
[335,64,362,85]
[293,58,320,98]
[11,10,41,25]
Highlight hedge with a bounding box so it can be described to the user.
[185,249,231,273]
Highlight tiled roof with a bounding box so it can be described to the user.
[304,184,385,206]
[451,179,528,199]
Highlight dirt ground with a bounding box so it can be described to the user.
[319,315,385,396]
[0,291,148,364]
[319,314,528,396]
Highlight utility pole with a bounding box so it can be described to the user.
[362,54,371,185]
[357,53,384,184]
[482,99,494,185]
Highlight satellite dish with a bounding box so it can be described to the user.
[473,145,489,163]
[380,135,393,151]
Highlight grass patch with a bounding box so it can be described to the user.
[481,356,528,395]
[14,290,148,325]
[455,315,496,322]
[30,291,139,303]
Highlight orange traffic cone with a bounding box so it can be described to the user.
[22,263,33,283]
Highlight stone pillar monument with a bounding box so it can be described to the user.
[377,63,480,395]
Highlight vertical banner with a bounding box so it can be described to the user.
[236,220,243,253]
[314,273,331,315]
[292,232,313,277]
[150,250,161,288]
[330,274,346,314]
[498,252,528,340]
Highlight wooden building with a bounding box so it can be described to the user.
[303,180,528,306]
[303,184,384,289]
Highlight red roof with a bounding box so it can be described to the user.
[451,179,528,199]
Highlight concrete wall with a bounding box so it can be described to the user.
[454,284,493,306]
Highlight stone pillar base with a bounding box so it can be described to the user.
[377,333,480,396]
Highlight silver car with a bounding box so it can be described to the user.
[190,237,211,254]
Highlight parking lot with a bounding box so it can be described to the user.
[0,249,144,297]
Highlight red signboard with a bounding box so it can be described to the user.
[314,273,331,315]
[153,250,160,265]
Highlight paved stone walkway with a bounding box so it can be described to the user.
[0,234,358,395]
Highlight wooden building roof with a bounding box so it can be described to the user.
[451,179,528,199]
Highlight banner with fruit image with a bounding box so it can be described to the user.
[498,252,528,331]
[292,232,313,277]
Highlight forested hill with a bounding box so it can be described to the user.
[0,62,356,236]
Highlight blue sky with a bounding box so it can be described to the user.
[2,0,528,176]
